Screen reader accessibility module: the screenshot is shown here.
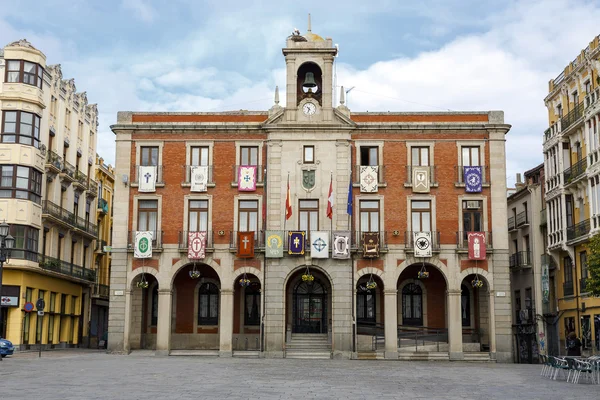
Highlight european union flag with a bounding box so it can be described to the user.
[347,179,353,216]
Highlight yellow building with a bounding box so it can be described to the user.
[543,34,600,355]
[0,39,101,349]
[90,155,114,347]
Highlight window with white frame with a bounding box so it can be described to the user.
[359,200,380,232]
[188,200,208,232]
[191,146,209,166]
[411,200,431,232]
[138,199,158,241]
[411,147,430,166]
[238,200,258,233]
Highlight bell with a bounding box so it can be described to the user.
[302,72,317,89]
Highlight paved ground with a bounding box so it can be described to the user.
[0,350,595,399]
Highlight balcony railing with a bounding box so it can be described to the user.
[95,239,107,252]
[232,165,264,185]
[98,198,109,214]
[131,165,164,185]
[93,284,110,298]
[38,254,96,282]
[561,101,584,131]
[580,277,588,293]
[455,232,493,250]
[404,166,437,186]
[404,231,440,252]
[508,216,516,230]
[88,179,98,196]
[510,251,531,268]
[455,165,488,185]
[178,231,214,250]
[182,165,214,185]
[566,219,590,242]
[563,281,574,297]
[585,87,600,109]
[562,157,587,185]
[42,200,76,227]
[45,150,63,172]
[516,211,529,227]
[540,253,557,270]
[61,160,76,180]
[229,231,265,249]
[74,216,98,237]
[354,231,388,252]
[352,165,387,185]
[127,230,164,249]
[540,209,547,226]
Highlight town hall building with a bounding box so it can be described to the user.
[108,22,513,362]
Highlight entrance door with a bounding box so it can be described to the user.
[293,280,327,333]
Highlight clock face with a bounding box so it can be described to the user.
[302,102,317,116]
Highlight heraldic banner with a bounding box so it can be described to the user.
[332,231,351,259]
[360,166,378,193]
[464,166,483,193]
[288,231,305,255]
[138,166,157,193]
[190,166,208,192]
[362,232,380,258]
[310,231,329,258]
[467,232,486,260]
[412,166,430,193]
[134,231,153,258]
[265,231,284,258]
[188,231,207,259]
[413,231,432,257]
[237,232,255,258]
[238,166,257,191]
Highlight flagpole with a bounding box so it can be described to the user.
[284,172,289,233]
[330,171,333,233]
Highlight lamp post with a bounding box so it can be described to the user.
[0,221,15,362]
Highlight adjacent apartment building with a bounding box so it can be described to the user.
[108,23,513,361]
[543,33,600,355]
[0,39,100,349]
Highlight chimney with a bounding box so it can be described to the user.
[515,173,526,190]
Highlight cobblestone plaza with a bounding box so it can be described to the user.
[0,351,594,399]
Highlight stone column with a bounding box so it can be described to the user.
[123,289,132,353]
[488,290,497,360]
[155,289,172,356]
[219,289,234,357]
[384,289,398,359]
[447,289,464,360]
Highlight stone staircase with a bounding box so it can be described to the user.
[285,334,331,359]
[463,352,492,362]
[397,351,450,361]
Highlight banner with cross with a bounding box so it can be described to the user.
[288,231,305,255]
[238,165,257,191]
[237,231,255,258]
[138,166,157,192]
[310,231,329,258]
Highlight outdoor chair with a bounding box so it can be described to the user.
[550,356,570,381]
[572,359,594,384]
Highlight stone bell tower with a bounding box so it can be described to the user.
[282,14,338,123]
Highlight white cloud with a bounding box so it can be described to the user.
[121,0,157,23]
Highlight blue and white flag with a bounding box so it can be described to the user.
[464,166,482,193]
[310,231,329,258]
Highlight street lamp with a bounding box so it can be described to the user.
[0,221,15,362]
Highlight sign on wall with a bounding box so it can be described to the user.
[265,231,284,258]
[134,231,153,258]
[0,285,20,307]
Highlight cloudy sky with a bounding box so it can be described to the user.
[1,0,599,186]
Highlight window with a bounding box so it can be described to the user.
[357,288,376,324]
[0,165,43,204]
[581,251,588,280]
[359,200,380,232]
[238,200,258,233]
[74,193,80,217]
[585,80,592,95]
[50,292,56,313]
[150,285,159,326]
[244,285,260,326]
[191,146,209,166]
[402,283,423,326]
[303,146,314,164]
[461,285,470,327]
[140,146,159,166]
[565,195,574,227]
[198,282,219,325]
[572,91,578,104]
[359,147,378,166]
[71,296,77,314]
[461,146,480,166]
[8,224,39,261]
[82,245,88,269]
[462,200,482,233]
[240,146,258,166]
[299,200,318,234]
[564,257,574,295]
[1,110,41,148]
[514,289,521,323]
[138,200,158,239]
[4,60,44,89]
[557,104,563,118]
[411,200,431,232]
[85,199,91,223]
[189,200,208,232]
[411,147,429,166]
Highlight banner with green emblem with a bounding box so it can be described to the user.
[135,231,153,258]
[265,231,283,258]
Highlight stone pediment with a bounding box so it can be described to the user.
[262,107,356,128]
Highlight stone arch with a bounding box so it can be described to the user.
[282,263,334,293]
[393,256,449,287]
[129,267,160,290]
[355,267,384,286]
[169,257,224,288]
[458,267,492,290]
[232,266,263,286]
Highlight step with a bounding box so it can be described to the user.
[398,352,449,361]
[287,341,330,346]
[357,351,384,360]
[291,334,328,339]
[169,350,219,357]
[286,351,332,360]
[463,352,492,362]
[233,351,260,358]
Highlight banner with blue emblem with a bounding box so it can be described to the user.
[310,231,329,258]
[464,166,482,193]
[288,231,305,255]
